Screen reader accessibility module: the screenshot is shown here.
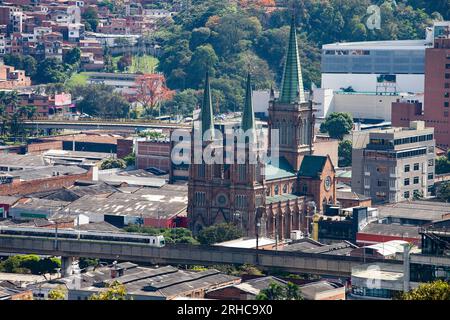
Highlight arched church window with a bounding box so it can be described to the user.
[274,185,279,195]
[283,184,287,194]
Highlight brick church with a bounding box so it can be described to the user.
[187,18,336,240]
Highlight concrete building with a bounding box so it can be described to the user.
[313,90,420,121]
[314,22,449,121]
[392,23,450,149]
[351,121,435,203]
[0,63,31,89]
[320,23,441,94]
[0,165,93,196]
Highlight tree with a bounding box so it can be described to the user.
[0,255,60,274]
[187,44,218,87]
[82,7,99,32]
[437,181,450,202]
[399,280,450,300]
[48,286,67,300]
[70,84,130,118]
[123,152,135,167]
[88,281,129,300]
[64,47,81,66]
[117,54,132,72]
[338,140,352,167]
[78,258,99,270]
[197,223,243,245]
[436,156,450,174]
[35,58,70,84]
[255,281,304,300]
[160,89,200,117]
[134,74,174,116]
[124,225,198,245]
[320,112,354,140]
[100,158,126,170]
[3,54,37,77]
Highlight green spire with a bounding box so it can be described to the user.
[201,71,214,140]
[241,72,255,132]
[279,15,305,104]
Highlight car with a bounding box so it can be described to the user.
[145,167,168,175]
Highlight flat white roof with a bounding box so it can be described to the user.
[215,237,275,249]
[323,39,431,51]
[364,240,409,256]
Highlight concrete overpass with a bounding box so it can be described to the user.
[0,234,398,277]
[23,120,191,132]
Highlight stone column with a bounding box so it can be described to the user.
[61,256,75,277]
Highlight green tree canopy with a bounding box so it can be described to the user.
[255,281,304,300]
[82,7,99,32]
[338,140,352,167]
[320,112,354,140]
[64,47,81,66]
[399,280,450,300]
[437,181,450,202]
[100,158,127,170]
[88,281,129,300]
[48,285,67,300]
[197,223,243,245]
[70,84,130,118]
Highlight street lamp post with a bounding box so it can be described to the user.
[255,206,264,265]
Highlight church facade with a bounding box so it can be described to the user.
[187,18,336,240]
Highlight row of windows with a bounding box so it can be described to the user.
[194,192,248,208]
[404,177,421,186]
[393,134,433,146]
[404,162,427,172]
[267,184,294,196]
[404,190,423,199]
[396,148,427,159]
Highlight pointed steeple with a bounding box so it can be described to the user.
[201,71,214,140]
[241,72,255,132]
[279,15,305,104]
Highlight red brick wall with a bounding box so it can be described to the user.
[0,170,93,196]
[27,141,63,154]
[117,138,134,159]
[136,140,171,171]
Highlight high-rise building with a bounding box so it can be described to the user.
[392,23,450,149]
[352,121,435,204]
[187,17,336,240]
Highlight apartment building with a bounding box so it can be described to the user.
[352,121,435,203]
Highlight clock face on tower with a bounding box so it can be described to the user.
[324,176,332,191]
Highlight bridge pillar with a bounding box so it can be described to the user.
[61,256,75,277]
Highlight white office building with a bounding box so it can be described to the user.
[314,22,449,121]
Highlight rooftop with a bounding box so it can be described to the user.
[359,222,420,239]
[377,200,450,222]
[283,239,357,256]
[264,157,296,181]
[214,237,276,249]
[0,153,46,168]
[1,165,88,182]
[351,263,404,282]
[298,155,328,178]
[323,39,430,51]
[336,191,370,201]
[57,264,239,299]
[63,186,188,219]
